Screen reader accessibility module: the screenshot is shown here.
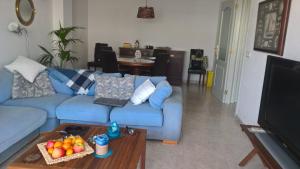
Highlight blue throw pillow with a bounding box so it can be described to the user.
[87,84,96,96]
[47,68,74,95]
[125,74,167,89]
[56,68,78,79]
[0,69,13,103]
[149,80,173,109]
[47,68,70,82]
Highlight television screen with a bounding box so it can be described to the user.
[258,55,300,164]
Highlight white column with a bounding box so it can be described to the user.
[52,0,73,29]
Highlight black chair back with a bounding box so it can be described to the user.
[153,49,169,58]
[96,43,108,47]
[94,44,113,64]
[101,50,119,73]
[189,49,204,70]
[152,53,170,76]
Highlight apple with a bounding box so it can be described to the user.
[52,148,65,159]
[46,141,55,149]
[73,143,85,153]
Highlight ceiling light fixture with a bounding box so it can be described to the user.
[137,0,155,19]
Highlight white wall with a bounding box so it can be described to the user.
[72,0,88,68]
[236,0,300,125]
[87,0,222,81]
[0,0,53,67]
[51,0,88,69]
[52,0,73,28]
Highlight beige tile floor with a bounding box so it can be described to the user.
[1,85,265,169]
[145,85,265,169]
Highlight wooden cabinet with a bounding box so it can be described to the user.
[119,48,185,86]
[167,51,185,86]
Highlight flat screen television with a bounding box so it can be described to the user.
[258,55,300,165]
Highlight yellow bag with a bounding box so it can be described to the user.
[206,71,214,88]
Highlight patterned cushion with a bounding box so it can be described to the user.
[66,69,95,95]
[95,75,134,100]
[12,71,55,99]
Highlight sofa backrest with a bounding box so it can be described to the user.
[125,74,167,89]
[47,68,122,96]
[0,69,13,103]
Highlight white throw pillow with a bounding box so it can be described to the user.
[131,79,156,105]
[5,56,46,83]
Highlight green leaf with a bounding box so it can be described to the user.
[38,45,55,67]
[43,24,83,68]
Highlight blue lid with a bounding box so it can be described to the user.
[95,134,109,146]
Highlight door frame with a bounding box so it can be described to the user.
[229,0,251,103]
[214,0,251,104]
[213,0,235,103]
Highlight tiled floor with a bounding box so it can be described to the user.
[145,85,265,169]
[1,85,265,169]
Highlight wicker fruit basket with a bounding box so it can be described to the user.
[37,141,94,165]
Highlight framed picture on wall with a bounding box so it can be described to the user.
[254,0,291,56]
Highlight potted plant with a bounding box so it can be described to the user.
[39,24,83,68]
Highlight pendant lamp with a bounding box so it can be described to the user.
[137,0,155,19]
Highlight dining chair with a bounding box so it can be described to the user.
[153,49,169,58]
[151,52,170,76]
[187,49,207,85]
[94,43,109,62]
[101,50,119,73]
[96,43,108,47]
[94,46,113,63]
[89,44,113,70]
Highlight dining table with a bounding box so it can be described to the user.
[87,57,155,75]
[117,57,155,75]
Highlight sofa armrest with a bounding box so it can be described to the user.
[162,87,183,141]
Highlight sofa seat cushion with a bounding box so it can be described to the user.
[0,106,47,153]
[4,94,71,118]
[110,102,163,127]
[56,95,110,123]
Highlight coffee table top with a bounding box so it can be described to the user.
[8,123,147,169]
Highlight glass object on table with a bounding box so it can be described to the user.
[135,50,142,62]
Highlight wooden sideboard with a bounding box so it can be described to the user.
[119,47,185,86]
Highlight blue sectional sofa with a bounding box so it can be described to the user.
[0,68,183,164]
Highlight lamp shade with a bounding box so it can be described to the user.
[137,7,155,19]
[8,22,20,32]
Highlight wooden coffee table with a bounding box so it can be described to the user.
[8,123,147,169]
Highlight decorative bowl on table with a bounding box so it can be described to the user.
[37,135,94,165]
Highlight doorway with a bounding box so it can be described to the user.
[213,0,251,104]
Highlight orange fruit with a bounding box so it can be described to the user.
[62,143,72,150]
[63,138,72,144]
[47,148,54,154]
[74,136,84,144]
[54,141,63,148]
[68,136,76,144]
[66,148,74,156]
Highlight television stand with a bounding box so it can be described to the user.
[239,125,299,169]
